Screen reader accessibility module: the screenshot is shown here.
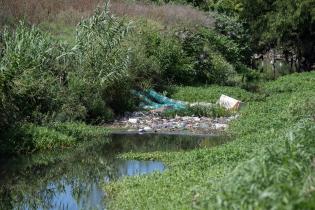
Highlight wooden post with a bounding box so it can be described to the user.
[270,49,276,79]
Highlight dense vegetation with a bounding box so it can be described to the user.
[0,1,256,153]
[0,0,314,209]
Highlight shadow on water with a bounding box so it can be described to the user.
[109,132,229,152]
[0,133,228,210]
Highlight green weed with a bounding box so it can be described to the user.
[51,122,108,142]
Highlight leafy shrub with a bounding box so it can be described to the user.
[199,27,242,64]
[127,21,164,89]
[128,22,245,87]
[128,20,194,88]
[213,12,251,64]
[208,0,242,14]
[208,52,235,84]
[178,27,239,84]
[0,122,109,154]
[0,22,71,126]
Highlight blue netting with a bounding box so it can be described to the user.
[132,89,186,110]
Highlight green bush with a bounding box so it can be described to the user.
[0,5,135,152]
[213,12,252,64]
[128,20,249,88]
[178,27,240,84]
[0,123,75,154]
[128,20,194,88]
[207,0,242,13]
[208,52,235,84]
[199,27,242,64]
[0,22,71,126]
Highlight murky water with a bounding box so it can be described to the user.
[0,133,227,210]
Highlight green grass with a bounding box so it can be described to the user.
[170,85,254,103]
[104,72,315,209]
[162,104,231,118]
[51,122,108,142]
[0,122,109,154]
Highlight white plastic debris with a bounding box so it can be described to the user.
[218,95,242,110]
[128,118,139,124]
[214,123,228,129]
[190,102,213,107]
[193,117,201,122]
[143,126,153,132]
[138,128,145,133]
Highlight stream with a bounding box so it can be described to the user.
[0,133,228,210]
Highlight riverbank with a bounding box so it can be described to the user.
[0,122,109,155]
[104,72,315,209]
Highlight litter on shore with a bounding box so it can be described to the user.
[107,90,243,134]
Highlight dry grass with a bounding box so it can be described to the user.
[110,1,214,28]
[0,0,214,28]
[0,0,101,25]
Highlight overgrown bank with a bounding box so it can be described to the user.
[0,3,254,154]
[105,72,315,209]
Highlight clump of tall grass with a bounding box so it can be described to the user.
[216,119,315,209]
[75,3,132,88]
[0,5,134,153]
[0,22,71,128]
[70,3,135,119]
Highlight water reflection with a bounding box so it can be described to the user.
[109,133,228,152]
[0,133,227,210]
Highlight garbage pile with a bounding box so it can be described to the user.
[109,111,239,135]
[133,89,243,112]
[107,90,243,135]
